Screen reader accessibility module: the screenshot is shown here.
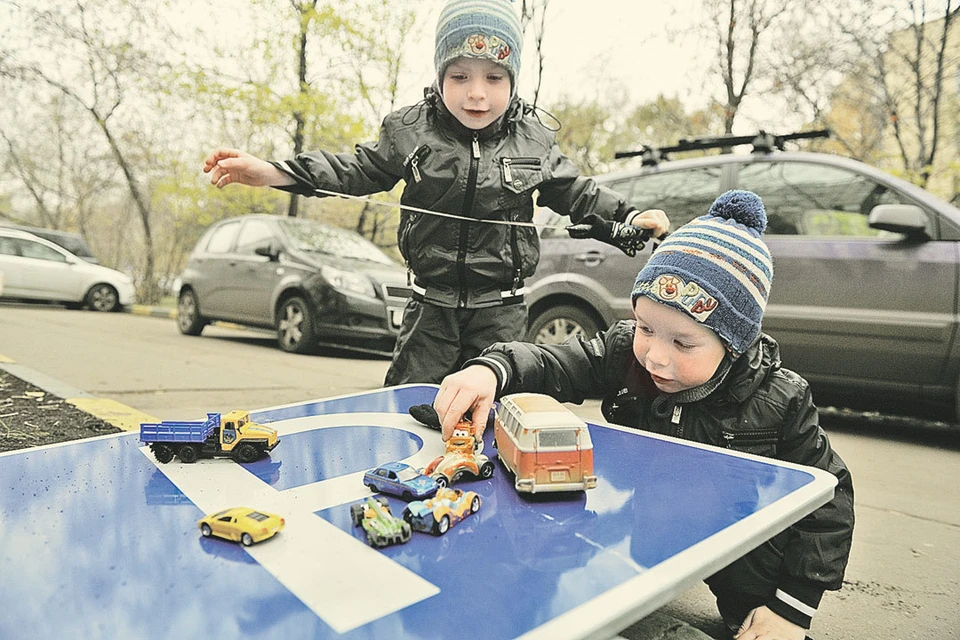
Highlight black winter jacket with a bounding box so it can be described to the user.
[273,89,636,309]
[470,321,855,629]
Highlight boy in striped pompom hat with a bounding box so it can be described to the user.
[434,190,854,640]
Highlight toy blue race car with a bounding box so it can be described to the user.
[363,461,439,501]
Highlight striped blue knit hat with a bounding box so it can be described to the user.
[631,190,774,357]
[435,0,522,92]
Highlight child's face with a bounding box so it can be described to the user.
[632,296,727,394]
[441,57,511,131]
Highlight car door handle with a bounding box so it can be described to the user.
[574,251,605,267]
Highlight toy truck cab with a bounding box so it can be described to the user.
[217,410,280,461]
[494,393,597,493]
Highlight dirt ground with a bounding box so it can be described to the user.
[0,369,122,452]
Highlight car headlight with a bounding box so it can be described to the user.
[320,266,377,299]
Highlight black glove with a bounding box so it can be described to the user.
[566,213,653,257]
[408,404,441,431]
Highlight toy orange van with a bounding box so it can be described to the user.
[493,393,597,493]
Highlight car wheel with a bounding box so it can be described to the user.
[84,283,119,312]
[435,515,450,535]
[200,523,212,538]
[479,461,495,479]
[241,533,254,547]
[177,289,207,336]
[526,304,601,345]
[233,443,259,464]
[433,474,448,489]
[152,444,174,464]
[350,504,365,526]
[366,483,378,493]
[275,296,316,354]
[470,496,481,513]
[402,491,413,501]
[177,445,199,463]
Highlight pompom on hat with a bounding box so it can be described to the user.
[435,0,523,93]
[631,190,774,357]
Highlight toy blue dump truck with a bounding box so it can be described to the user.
[140,410,279,464]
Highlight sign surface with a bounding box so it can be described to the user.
[0,385,835,639]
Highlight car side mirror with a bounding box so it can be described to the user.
[868,204,929,239]
[254,242,281,261]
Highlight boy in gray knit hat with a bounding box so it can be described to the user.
[434,190,854,640]
[202,0,668,385]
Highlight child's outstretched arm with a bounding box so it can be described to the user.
[434,365,499,441]
[203,147,295,189]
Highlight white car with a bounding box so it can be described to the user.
[0,228,135,311]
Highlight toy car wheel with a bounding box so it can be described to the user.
[366,483,377,492]
[479,461,495,479]
[435,515,450,535]
[402,507,412,523]
[275,296,316,354]
[433,474,448,489]
[401,491,413,501]
[200,523,212,538]
[241,533,254,547]
[375,496,390,508]
[177,445,199,463]
[470,495,481,513]
[350,504,365,526]
[152,444,174,464]
[177,289,207,336]
[233,443,260,463]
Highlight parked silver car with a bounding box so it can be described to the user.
[527,134,960,421]
[177,214,411,355]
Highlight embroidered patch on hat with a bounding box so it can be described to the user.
[649,274,719,321]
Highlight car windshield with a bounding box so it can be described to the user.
[396,467,421,481]
[278,218,394,265]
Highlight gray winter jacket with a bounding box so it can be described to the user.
[273,88,636,308]
[469,320,855,629]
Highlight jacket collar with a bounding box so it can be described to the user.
[723,334,780,403]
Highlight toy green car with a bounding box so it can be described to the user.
[350,496,411,548]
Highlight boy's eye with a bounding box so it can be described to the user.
[637,324,653,335]
[449,73,467,81]
[674,340,695,351]
[487,74,505,82]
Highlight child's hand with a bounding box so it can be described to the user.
[202,148,294,188]
[630,208,670,239]
[433,365,498,441]
[567,214,652,256]
[733,606,805,640]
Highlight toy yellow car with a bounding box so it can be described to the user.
[198,507,285,546]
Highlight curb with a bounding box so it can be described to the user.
[0,359,157,432]
[126,304,247,331]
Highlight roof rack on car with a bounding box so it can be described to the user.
[614,129,831,166]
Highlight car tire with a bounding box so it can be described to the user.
[366,483,378,493]
[241,533,254,547]
[526,304,601,345]
[479,461,495,479]
[433,474,448,489]
[233,443,259,464]
[84,283,120,312]
[350,504,365,526]
[200,523,212,538]
[177,444,199,463]
[177,289,207,336]
[275,296,316,354]
[435,515,450,535]
[470,496,481,513]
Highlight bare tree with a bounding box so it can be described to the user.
[519,0,551,109]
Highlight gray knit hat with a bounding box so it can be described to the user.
[435,0,523,92]
[631,190,774,357]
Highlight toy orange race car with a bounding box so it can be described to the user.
[402,487,481,535]
[422,419,494,488]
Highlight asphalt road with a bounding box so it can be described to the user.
[1,304,958,639]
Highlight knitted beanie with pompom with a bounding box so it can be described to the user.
[631,190,774,357]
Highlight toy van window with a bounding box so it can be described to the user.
[538,430,578,448]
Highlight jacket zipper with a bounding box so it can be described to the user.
[457,133,481,308]
[501,157,542,183]
[721,429,780,448]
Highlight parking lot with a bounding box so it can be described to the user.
[0,303,958,638]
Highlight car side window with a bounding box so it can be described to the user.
[626,166,725,229]
[0,237,18,256]
[17,239,68,262]
[235,220,275,255]
[736,161,907,237]
[205,221,241,254]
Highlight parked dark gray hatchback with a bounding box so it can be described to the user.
[527,140,960,421]
[177,214,410,355]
